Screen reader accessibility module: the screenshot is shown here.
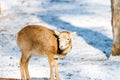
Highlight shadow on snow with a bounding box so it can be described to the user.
[37,14,112,58]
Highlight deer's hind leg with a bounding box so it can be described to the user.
[20,50,31,80]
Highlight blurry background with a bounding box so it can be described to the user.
[0,0,120,80]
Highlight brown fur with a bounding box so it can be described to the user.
[17,25,73,80]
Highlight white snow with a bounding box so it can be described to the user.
[0,0,120,80]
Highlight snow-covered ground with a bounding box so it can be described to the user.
[0,0,120,80]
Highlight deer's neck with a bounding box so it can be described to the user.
[58,42,72,58]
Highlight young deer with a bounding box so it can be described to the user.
[16,25,76,80]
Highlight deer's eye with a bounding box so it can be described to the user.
[67,38,70,40]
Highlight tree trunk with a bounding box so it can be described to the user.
[111,0,120,56]
[0,0,1,14]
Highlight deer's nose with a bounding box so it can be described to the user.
[60,46,64,49]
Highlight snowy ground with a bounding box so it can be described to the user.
[0,0,120,80]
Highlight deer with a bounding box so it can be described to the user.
[16,25,76,80]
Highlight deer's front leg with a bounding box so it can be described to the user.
[54,58,61,80]
[48,55,55,80]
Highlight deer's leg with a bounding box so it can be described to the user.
[20,54,26,80]
[48,55,55,80]
[24,56,31,80]
[54,58,60,80]
[20,51,31,80]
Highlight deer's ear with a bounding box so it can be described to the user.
[70,32,76,38]
[54,30,60,36]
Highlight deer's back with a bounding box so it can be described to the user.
[17,25,58,56]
